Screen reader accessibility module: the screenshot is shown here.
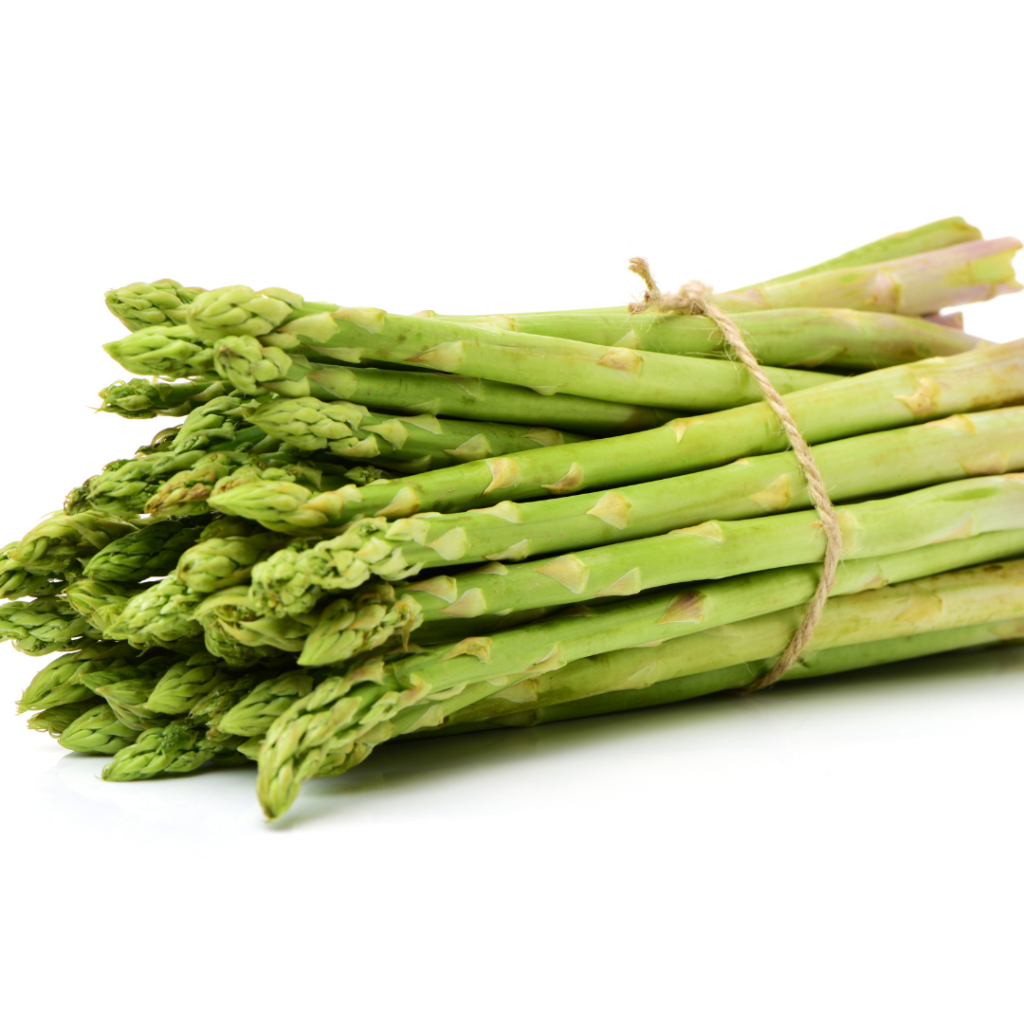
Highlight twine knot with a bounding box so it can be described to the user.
[628,258,844,691]
[628,258,714,316]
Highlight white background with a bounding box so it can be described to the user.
[1,2,1023,1021]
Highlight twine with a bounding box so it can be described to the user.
[629,258,843,691]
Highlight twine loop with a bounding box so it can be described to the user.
[629,258,843,691]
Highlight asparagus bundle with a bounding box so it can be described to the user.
[6,217,1024,824]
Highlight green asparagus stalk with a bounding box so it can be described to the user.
[728,216,984,287]
[305,365,678,434]
[540,234,1019,318]
[144,652,249,715]
[183,238,1017,347]
[101,218,977,339]
[214,529,1024,748]
[82,656,181,730]
[0,543,65,600]
[421,559,1024,728]
[165,238,1017,408]
[106,316,840,413]
[253,533,1024,819]
[103,655,280,776]
[279,474,1024,661]
[190,671,274,731]
[420,617,1024,737]
[139,452,349,520]
[100,326,681,435]
[58,702,141,754]
[66,392,363,520]
[64,412,279,518]
[189,284,844,407]
[27,698,105,739]
[245,398,589,472]
[213,669,318,738]
[9,513,138,576]
[65,579,142,634]
[97,378,229,419]
[16,642,138,712]
[208,340,1024,531]
[715,237,1021,314]
[173,523,290,593]
[105,576,205,647]
[104,518,290,648]
[105,279,206,332]
[458,307,986,370]
[0,597,101,656]
[82,518,210,582]
[191,586,321,662]
[101,720,247,781]
[308,551,1024,797]
[249,407,1024,614]
[301,586,429,664]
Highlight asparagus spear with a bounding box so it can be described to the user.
[144,652,249,715]
[514,217,986,310]
[191,586,321,662]
[248,407,1024,613]
[423,558,1024,728]
[550,235,1019,317]
[99,666,278,778]
[105,576,205,647]
[301,551,1024,803]
[58,702,141,754]
[104,518,290,647]
[9,513,138,576]
[27,698,105,739]
[191,671,274,731]
[305,365,677,434]
[253,533,1024,818]
[716,237,1021,314]
[63,402,281,518]
[727,216,984,287]
[208,340,1024,531]
[82,657,180,730]
[139,452,349,520]
[0,597,101,656]
[65,579,142,634]
[174,524,291,592]
[214,669,318,738]
[245,398,589,472]
[16,641,137,712]
[183,238,1017,347]
[100,218,977,339]
[170,239,1016,405]
[101,324,681,435]
[66,386,355,518]
[97,378,229,419]
[420,617,1024,737]
[0,543,65,600]
[223,530,1024,746]
[101,720,246,781]
[106,316,840,413]
[458,307,986,370]
[105,279,205,331]
[275,474,1024,662]
[195,580,419,666]
[82,518,210,582]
